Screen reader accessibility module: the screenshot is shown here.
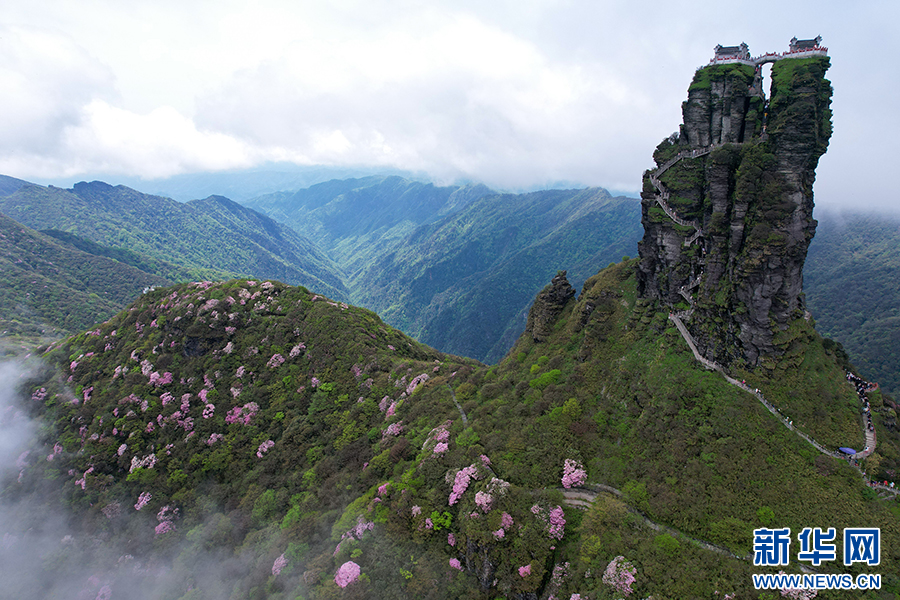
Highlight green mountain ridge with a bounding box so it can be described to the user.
[805,210,900,399]
[6,262,898,599]
[244,178,642,363]
[0,182,348,298]
[0,212,171,349]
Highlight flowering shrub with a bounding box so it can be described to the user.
[449,558,463,571]
[519,565,531,577]
[256,439,274,458]
[602,556,637,596]
[547,506,566,540]
[562,458,587,488]
[334,561,361,588]
[433,442,449,455]
[290,343,306,357]
[202,403,215,419]
[134,492,151,511]
[225,402,259,425]
[501,512,514,528]
[406,373,429,395]
[493,528,505,539]
[448,465,479,505]
[382,422,403,438]
[475,491,493,512]
[206,433,224,445]
[411,505,421,516]
[272,553,288,576]
[266,353,285,368]
[448,533,455,546]
[531,504,566,540]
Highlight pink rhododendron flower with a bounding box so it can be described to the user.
[433,442,449,455]
[501,512,514,528]
[256,440,274,458]
[267,353,285,368]
[475,491,493,512]
[562,458,587,488]
[225,402,259,425]
[519,565,531,577]
[203,403,215,419]
[334,561,361,588]
[602,556,637,596]
[382,422,403,438]
[154,521,174,535]
[406,373,429,395]
[449,558,463,571]
[448,533,456,546]
[449,465,479,505]
[411,505,421,516]
[493,528,505,539]
[548,505,566,540]
[134,492,151,511]
[272,553,288,576]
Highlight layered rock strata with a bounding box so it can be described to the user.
[637,57,832,366]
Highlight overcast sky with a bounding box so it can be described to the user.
[1,0,897,210]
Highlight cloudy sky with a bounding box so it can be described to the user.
[1,0,897,210]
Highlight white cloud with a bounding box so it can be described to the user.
[1,1,899,207]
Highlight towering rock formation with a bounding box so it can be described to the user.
[637,47,832,367]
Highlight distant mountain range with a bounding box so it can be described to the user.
[0,175,642,365]
[0,180,348,297]
[0,172,897,398]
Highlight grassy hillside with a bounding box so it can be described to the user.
[0,181,348,298]
[805,210,900,398]
[9,262,898,599]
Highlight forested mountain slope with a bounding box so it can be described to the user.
[7,263,898,600]
[0,181,348,298]
[805,210,900,398]
[354,187,641,363]
[0,212,170,348]
[245,178,642,362]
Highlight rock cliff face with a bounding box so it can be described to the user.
[524,270,575,343]
[637,56,832,366]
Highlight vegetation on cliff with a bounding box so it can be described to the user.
[7,261,898,599]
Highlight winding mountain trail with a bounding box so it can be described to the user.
[558,486,748,561]
[647,143,896,496]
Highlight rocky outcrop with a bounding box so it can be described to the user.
[524,271,575,342]
[637,57,832,366]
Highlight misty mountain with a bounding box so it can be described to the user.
[34,163,419,203]
[805,209,900,397]
[354,187,641,362]
[244,175,495,279]
[7,262,897,599]
[244,176,641,362]
[0,181,348,299]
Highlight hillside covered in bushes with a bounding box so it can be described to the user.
[5,261,898,599]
